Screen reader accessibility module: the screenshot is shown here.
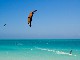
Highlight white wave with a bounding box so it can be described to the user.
[31,49,33,51]
[35,47,55,52]
[36,47,47,51]
[47,49,55,52]
[69,54,72,55]
[56,51,74,56]
[56,51,69,55]
[35,47,76,56]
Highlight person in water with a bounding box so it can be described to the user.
[70,50,72,54]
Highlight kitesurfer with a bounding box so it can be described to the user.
[70,50,72,54]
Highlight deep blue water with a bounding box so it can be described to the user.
[0,39,80,49]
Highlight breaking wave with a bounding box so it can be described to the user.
[35,47,77,56]
[35,47,55,52]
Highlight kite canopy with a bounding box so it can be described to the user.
[4,24,6,26]
[33,10,37,13]
[28,10,37,27]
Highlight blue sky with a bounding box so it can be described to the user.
[0,0,80,39]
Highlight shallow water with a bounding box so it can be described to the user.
[0,39,80,60]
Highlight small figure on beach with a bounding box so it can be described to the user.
[70,50,72,54]
[28,10,37,27]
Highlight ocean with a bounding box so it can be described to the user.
[0,39,80,60]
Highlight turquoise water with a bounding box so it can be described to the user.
[0,39,80,60]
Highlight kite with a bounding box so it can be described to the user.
[4,24,6,26]
[28,10,37,27]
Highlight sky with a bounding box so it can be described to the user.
[0,0,80,39]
